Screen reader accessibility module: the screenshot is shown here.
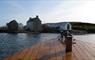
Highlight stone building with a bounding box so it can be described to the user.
[7,20,18,32]
[26,16,42,32]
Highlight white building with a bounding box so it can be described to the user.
[26,16,42,32]
[46,22,72,31]
[59,22,72,31]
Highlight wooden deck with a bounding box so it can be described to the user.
[4,38,95,60]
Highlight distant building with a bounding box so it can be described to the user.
[46,22,72,31]
[26,16,42,32]
[0,26,8,32]
[59,22,72,31]
[18,23,24,31]
[7,20,18,32]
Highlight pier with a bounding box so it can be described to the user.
[4,37,95,60]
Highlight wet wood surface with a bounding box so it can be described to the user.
[4,38,95,60]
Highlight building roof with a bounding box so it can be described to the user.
[7,20,18,25]
[27,16,41,23]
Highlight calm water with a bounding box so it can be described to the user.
[0,33,95,59]
[0,33,59,59]
[74,34,95,43]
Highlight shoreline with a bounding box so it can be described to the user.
[0,32,95,35]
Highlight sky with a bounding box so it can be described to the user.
[0,0,95,26]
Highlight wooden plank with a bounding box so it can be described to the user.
[38,42,52,60]
[54,40,59,60]
[57,40,65,60]
[6,48,29,60]
[72,45,82,60]
[4,39,95,60]
[72,51,77,60]
[22,46,36,60]
[16,48,30,60]
[4,49,23,60]
[79,41,95,60]
[73,41,86,60]
[77,40,94,60]
[30,43,41,60]
[72,44,80,60]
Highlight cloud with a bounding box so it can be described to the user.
[40,0,95,23]
[1,0,95,26]
[40,1,83,23]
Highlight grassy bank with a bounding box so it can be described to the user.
[71,22,95,33]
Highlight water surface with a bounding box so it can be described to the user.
[0,33,59,59]
[0,33,95,59]
[74,34,95,43]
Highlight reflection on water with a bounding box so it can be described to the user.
[0,33,95,59]
[0,33,59,59]
[74,34,95,43]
